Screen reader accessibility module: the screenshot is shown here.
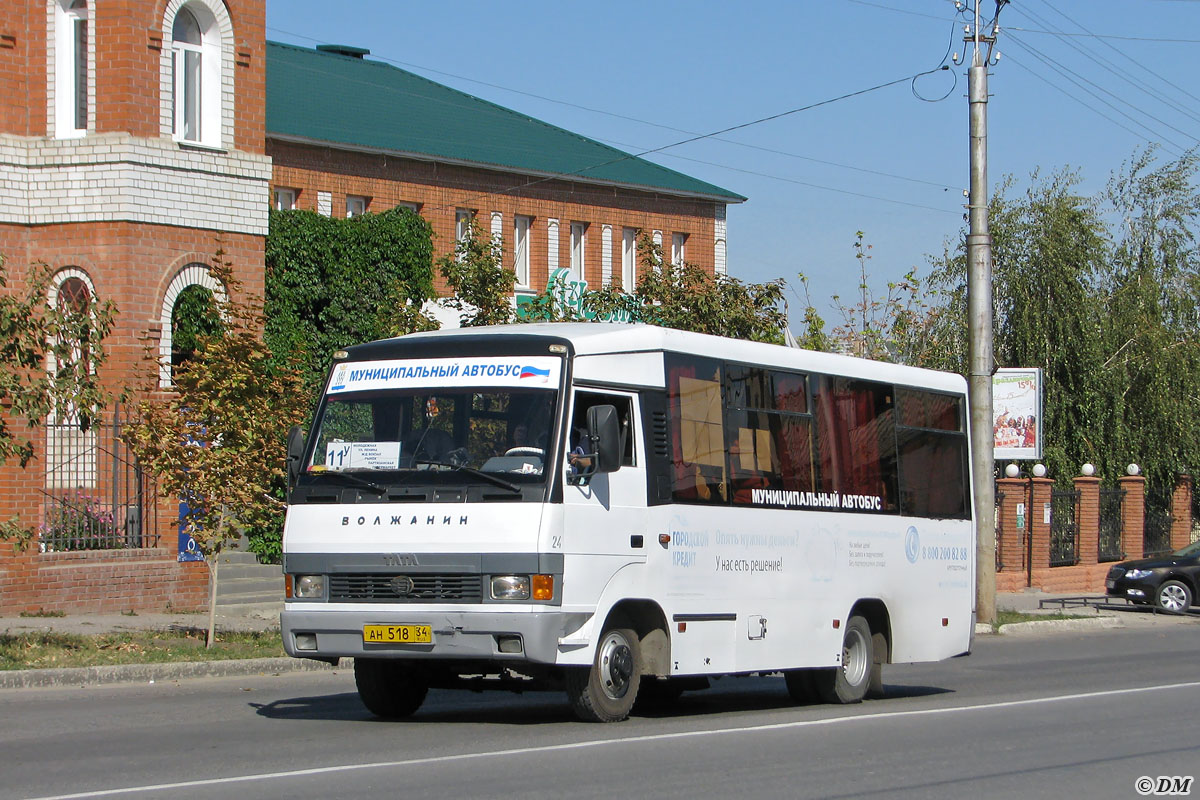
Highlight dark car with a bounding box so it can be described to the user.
[1106,540,1200,613]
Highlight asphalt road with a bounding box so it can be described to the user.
[2,623,1197,800]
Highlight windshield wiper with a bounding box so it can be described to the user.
[315,470,388,494]
[413,460,522,493]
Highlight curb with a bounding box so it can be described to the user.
[974,616,1124,636]
[0,656,344,690]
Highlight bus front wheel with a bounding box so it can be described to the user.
[354,658,429,719]
[814,616,873,704]
[566,627,642,722]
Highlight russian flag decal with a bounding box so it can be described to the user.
[519,365,552,382]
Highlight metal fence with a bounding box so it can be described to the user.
[1049,489,1080,566]
[40,405,157,552]
[1097,487,1125,562]
[1143,507,1174,558]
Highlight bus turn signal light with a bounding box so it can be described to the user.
[532,574,554,601]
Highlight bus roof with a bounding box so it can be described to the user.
[389,323,967,394]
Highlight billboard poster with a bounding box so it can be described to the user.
[993,368,1043,460]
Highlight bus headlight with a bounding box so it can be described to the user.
[293,574,326,599]
[490,575,530,600]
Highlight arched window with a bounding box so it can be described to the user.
[172,8,203,142]
[45,269,97,425]
[165,1,225,146]
[170,284,221,376]
[53,0,90,137]
[159,263,226,387]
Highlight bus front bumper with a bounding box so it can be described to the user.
[281,608,591,665]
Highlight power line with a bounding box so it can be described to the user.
[1002,44,1185,155]
[266,24,959,192]
[848,0,1200,42]
[594,137,961,214]
[1033,0,1200,108]
[1004,25,1200,44]
[1011,3,1200,129]
[1005,33,1193,152]
[427,68,947,213]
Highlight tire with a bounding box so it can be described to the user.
[814,616,874,705]
[566,627,642,722]
[866,631,887,700]
[354,658,429,719]
[1155,580,1193,614]
[784,669,819,704]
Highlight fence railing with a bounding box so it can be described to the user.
[1097,487,1125,562]
[1143,507,1174,558]
[1049,489,1080,566]
[39,405,157,553]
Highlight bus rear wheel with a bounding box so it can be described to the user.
[566,627,642,722]
[354,658,429,719]
[814,616,873,704]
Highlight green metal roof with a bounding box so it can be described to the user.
[265,41,745,203]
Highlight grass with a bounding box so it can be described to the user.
[19,610,67,618]
[0,629,285,670]
[994,609,1089,630]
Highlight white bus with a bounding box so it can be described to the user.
[281,323,976,722]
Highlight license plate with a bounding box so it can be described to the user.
[363,624,432,644]
[1105,580,1115,589]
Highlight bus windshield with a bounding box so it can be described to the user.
[307,386,558,483]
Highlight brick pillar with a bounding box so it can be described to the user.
[1118,474,1146,561]
[995,477,1027,574]
[1074,475,1100,566]
[1170,474,1193,552]
[1029,477,1055,571]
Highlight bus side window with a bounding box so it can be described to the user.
[666,355,726,504]
[570,391,635,467]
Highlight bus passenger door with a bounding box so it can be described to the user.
[562,389,647,604]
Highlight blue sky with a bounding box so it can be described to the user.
[266,1,1199,327]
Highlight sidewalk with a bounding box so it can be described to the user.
[0,605,282,637]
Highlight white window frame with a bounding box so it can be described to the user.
[456,209,475,242]
[622,227,637,291]
[570,222,587,283]
[672,232,688,267]
[346,196,369,217]
[513,215,532,289]
[169,3,222,147]
[53,0,91,138]
[397,201,421,214]
[273,188,297,211]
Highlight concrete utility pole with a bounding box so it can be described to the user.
[965,1,1004,626]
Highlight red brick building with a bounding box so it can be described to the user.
[0,3,743,613]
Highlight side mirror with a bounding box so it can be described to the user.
[586,405,621,474]
[286,425,306,489]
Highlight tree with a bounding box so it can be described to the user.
[803,231,951,365]
[1,255,116,548]
[125,250,308,646]
[264,207,438,398]
[584,234,788,343]
[957,169,1109,482]
[1099,147,1200,501]
[438,219,518,326]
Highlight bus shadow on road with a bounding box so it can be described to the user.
[249,680,953,725]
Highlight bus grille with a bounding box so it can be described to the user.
[329,574,483,602]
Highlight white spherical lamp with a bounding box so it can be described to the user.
[1004,463,1020,478]
[1081,463,1095,477]
[1032,463,1047,478]
[1126,463,1140,476]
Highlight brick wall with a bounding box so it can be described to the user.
[268,140,722,295]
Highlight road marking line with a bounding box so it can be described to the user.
[27,679,1200,800]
